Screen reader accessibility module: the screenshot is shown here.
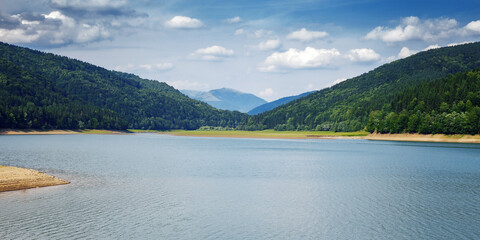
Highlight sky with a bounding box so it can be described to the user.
[1,0,480,101]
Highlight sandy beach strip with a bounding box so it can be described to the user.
[365,133,480,144]
[165,130,480,143]
[1,128,479,143]
[0,166,69,193]
[0,129,130,135]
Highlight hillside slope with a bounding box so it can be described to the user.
[245,42,480,131]
[182,88,266,113]
[0,42,247,130]
[366,69,480,134]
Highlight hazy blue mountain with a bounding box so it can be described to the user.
[248,91,315,115]
[181,88,267,113]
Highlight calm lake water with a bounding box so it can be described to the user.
[1,134,480,239]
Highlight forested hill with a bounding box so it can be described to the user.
[244,42,480,132]
[0,42,247,130]
[366,70,480,134]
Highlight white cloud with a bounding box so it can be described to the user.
[397,47,417,59]
[259,47,340,72]
[191,45,234,61]
[423,44,440,51]
[447,41,473,47]
[465,20,480,33]
[256,39,281,51]
[0,28,40,43]
[286,28,328,42]
[165,16,204,29]
[224,16,242,24]
[259,88,274,98]
[365,16,462,43]
[50,0,127,10]
[346,48,380,62]
[0,11,111,45]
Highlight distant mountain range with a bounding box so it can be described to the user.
[3,41,480,135]
[248,91,315,115]
[181,88,267,113]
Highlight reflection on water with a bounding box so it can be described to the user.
[1,134,480,239]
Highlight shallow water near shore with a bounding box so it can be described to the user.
[1,134,480,239]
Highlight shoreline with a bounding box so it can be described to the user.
[364,133,480,144]
[164,130,480,144]
[0,166,69,193]
[1,128,479,144]
[0,129,131,135]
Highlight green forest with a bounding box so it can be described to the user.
[366,70,480,134]
[2,41,480,134]
[0,42,247,130]
[243,42,480,133]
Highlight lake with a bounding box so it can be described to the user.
[1,134,480,239]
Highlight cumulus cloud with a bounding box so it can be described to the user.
[255,39,281,51]
[224,16,242,24]
[0,0,148,47]
[365,16,459,43]
[346,48,380,62]
[259,47,340,72]
[286,28,328,42]
[447,41,473,47]
[165,16,204,29]
[0,11,112,46]
[49,0,144,17]
[465,20,480,33]
[366,17,480,44]
[190,45,234,61]
[397,47,417,59]
[423,44,440,51]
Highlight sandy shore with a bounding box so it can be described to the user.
[2,129,479,144]
[365,133,480,144]
[0,166,69,193]
[0,129,130,135]
[165,130,480,144]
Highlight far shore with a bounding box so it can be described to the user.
[0,166,69,193]
[165,130,480,144]
[0,129,131,135]
[1,128,480,144]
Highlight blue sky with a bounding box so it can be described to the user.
[1,0,480,101]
